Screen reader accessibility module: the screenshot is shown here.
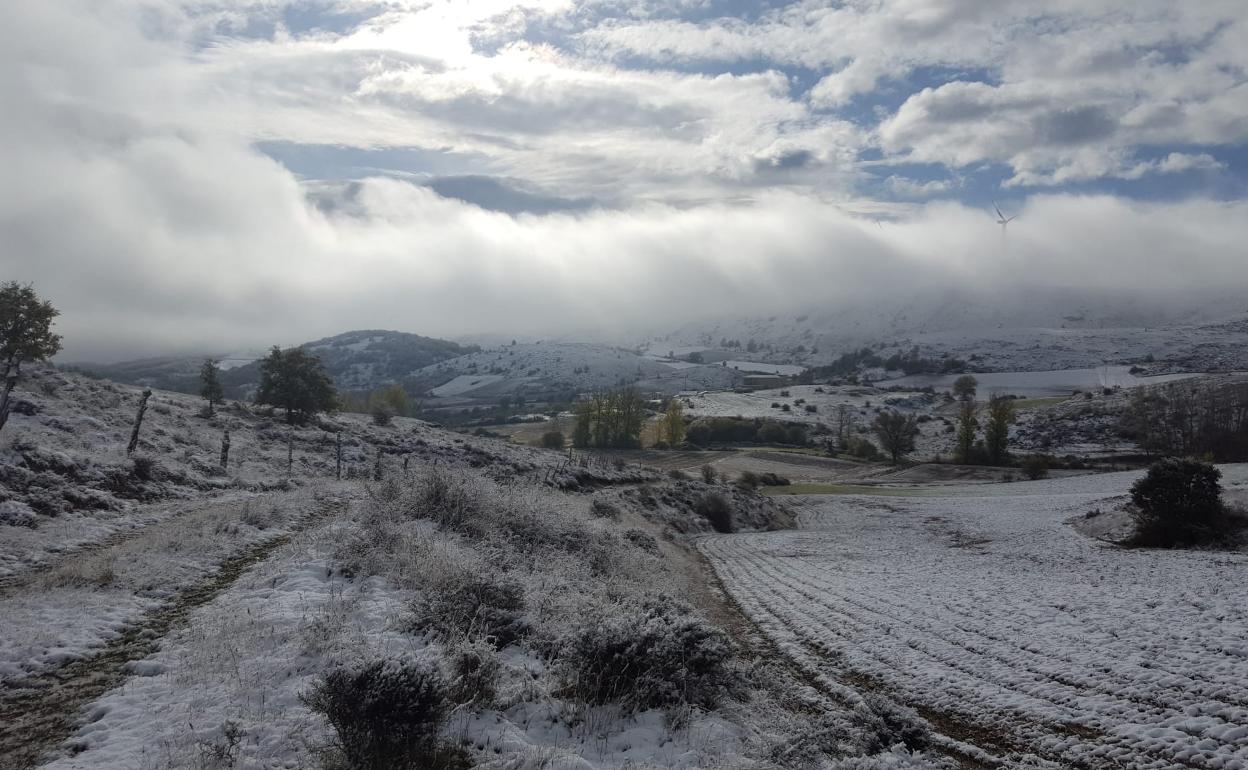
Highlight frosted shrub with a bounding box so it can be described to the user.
[443,638,502,707]
[0,500,38,528]
[589,498,619,519]
[853,694,931,754]
[564,596,734,710]
[826,751,950,770]
[410,568,529,648]
[624,529,659,552]
[770,692,933,765]
[372,467,487,530]
[130,454,158,481]
[302,657,453,770]
[411,467,486,528]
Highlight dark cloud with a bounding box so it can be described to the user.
[1037,105,1119,146]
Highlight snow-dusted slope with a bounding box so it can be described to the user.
[648,288,1248,372]
[416,341,741,402]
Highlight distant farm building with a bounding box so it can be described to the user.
[742,374,787,390]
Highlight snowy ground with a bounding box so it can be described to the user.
[685,384,937,426]
[701,467,1248,769]
[14,466,930,770]
[683,384,958,457]
[723,362,807,376]
[0,486,342,684]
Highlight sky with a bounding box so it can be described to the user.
[2,0,1247,361]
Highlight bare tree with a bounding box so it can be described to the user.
[872,410,918,464]
[834,403,856,450]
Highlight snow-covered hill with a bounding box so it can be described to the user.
[70,330,475,398]
[415,341,743,405]
[646,288,1248,372]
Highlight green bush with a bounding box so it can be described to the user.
[757,472,791,487]
[539,430,564,449]
[371,403,396,426]
[695,493,734,533]
[848,437,881,461]
[1129,458,1237,546]
[736,471,761,490]
[1021,455,1049,480]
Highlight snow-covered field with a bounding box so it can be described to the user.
[685,384,936,426]
[430,373,506,396]
[701,467,1248,769]
[877,366,1203,399]
[683,384,961,456]
[724,361,807,376]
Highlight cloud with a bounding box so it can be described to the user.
[574,1,1248,183]
[883,175,953,198]
[6,121,1247,362]
[1,1,1246,362]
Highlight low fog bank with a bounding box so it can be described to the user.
[12,177,1248,363]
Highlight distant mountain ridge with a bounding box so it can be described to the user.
[71,330,477,398]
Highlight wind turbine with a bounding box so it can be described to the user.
[993,202,1017,233]
[993,202,1017,257]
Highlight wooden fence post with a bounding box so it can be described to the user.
[127,389,152,455]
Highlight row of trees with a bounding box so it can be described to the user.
[571,388,646,448]
[202,348,425,427]
[199,347,337,424]
[869,392,1016,466]
[1120,381,1248,462]
[814,346,968,378]
[685,416,808,447]
[954,396,1016,465]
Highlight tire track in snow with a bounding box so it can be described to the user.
[0,494,348,769]
[0,494,263,597]
[700,524,1243,770]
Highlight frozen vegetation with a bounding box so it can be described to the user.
[1,367,960,770]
